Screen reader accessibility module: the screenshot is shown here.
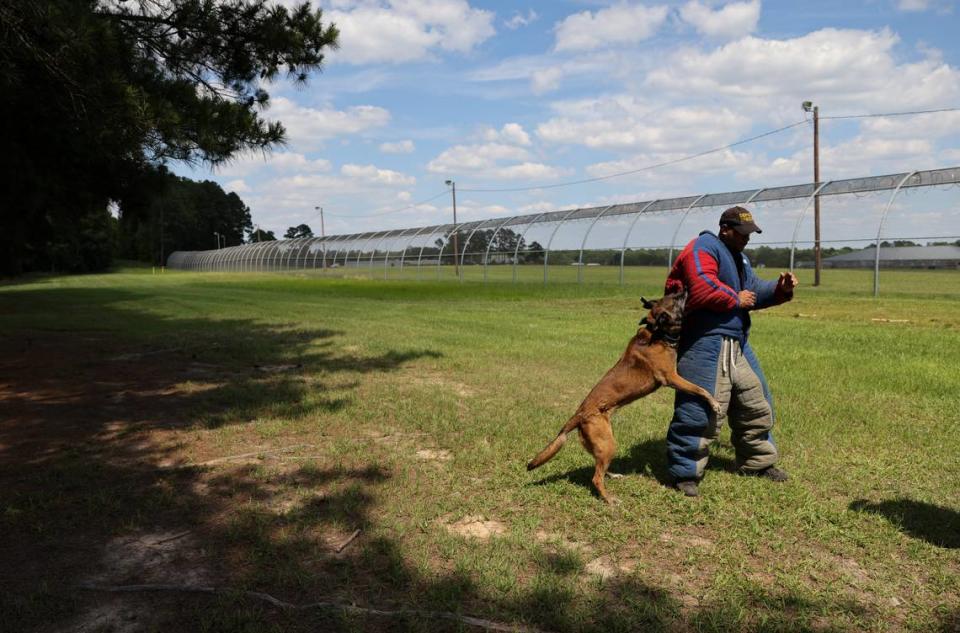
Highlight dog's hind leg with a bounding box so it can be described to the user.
[581,413,618,504]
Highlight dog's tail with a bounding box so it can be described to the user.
[526,414,582,471]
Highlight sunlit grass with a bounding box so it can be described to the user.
[1,267,958,632]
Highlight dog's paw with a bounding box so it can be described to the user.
[605,472,625,480]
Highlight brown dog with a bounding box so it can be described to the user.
[526,288,722,503]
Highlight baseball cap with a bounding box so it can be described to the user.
[719,206,762,235]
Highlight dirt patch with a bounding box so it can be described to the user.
[584,555,637,580]
[534,529,595,555]
[416,448,452,461]
[443,515,507,540]
[411,371,477,398]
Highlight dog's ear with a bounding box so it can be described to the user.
[641,296,655,309]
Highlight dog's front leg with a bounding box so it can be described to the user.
[664,372,723,417]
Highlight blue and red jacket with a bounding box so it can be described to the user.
[665,231,791,340]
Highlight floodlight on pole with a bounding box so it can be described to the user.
[445,180,460,279]
[802,100,822,286]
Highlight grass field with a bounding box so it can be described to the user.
[1,266,958,632]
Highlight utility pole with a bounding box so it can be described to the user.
[315,206,326,269]
[803,101,822,286]
[445,180,459,279]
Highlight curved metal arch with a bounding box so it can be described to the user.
[327,233,356,268]
[357,231,383,270]
[252,239,272,272]
[253,240,269,271]
[459,218,500,282]
[482,217,515,282]
[576,204,616,284]
[303,237,321,269]
[217,245,233,270]
[381,231,414,279]
[262,240,280,272]
[666,194,708,267]
[343,231,374,268]
[398,225,432,277]
[368,230,400,273]
[435,225,460,280]
[543,208,584,285]
[617,200,660,285]
[512,213,548,283]
[217,245,231,271]
[294,237,313,269]
[874,171,919,297]
[416,226,449,280]
[200,249,215,272]
[225,244,241,271]
[282,239,303,270]
[789,181,833,271]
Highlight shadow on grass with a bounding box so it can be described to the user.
[529,437,737,498]
[0,285,912,632]
[849,498,960,548]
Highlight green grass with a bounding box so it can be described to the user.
[1,267,958,632]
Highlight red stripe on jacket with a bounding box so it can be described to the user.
[665,239,739,312]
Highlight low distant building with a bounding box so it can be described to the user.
[824,245,960,269]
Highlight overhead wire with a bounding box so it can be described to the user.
[457,120,810,193]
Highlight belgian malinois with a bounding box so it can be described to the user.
[526,289,722,503]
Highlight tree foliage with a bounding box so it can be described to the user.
[117,168,252,264]
[0,0,338,274]
[249,228,277,242]
[284,224,314,239]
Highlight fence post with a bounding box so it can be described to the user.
[618,200,659,285]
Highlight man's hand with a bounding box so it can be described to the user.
[777,271,799,292]
[738,290,757,308]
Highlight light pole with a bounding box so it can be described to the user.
[220,234,226,249]
[214,231,221,250]
[803,100,821,286]
[315,205,326,269]
[445,180,459,278]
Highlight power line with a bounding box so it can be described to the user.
[821,106,960,121]
[457,120,809,193]
[322,190,449,218]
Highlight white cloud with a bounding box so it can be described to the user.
[380,139,416,153]
[427,142,531,172]
[896,0,930,10]
[504,9,538,30]
[554,4,669,52]
[269,97,391,146]
[224,179,251,193]
[537,96,752,152]
[327,0,495,65]
[426,142,567,181]
[679,1,761,39]
[532,67,564,94]
[215,151,332,178]
[341,163,417,186]
[646,29,960,112]
[482,123,531,146]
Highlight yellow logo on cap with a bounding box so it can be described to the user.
[739,212,753,222]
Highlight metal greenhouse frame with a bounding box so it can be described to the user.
[166,167,960,296]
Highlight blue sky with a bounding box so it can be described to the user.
[177,0,960,248]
